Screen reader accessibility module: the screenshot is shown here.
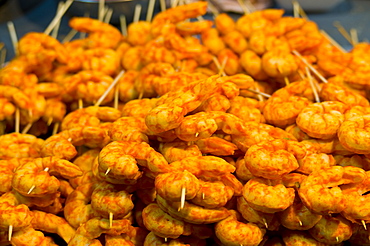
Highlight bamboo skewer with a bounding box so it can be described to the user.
[120,15,128,36]
[45,0,75,35]
[95,70,125,107]
[7,21,18,57]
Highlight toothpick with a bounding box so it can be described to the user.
[164,238,168,242]
[179,186,186,211]
[292,0,299,18]
[21,122,32,134]
[171,0,180,8]
[95,71,125,107]
[306,67,320,103]
[195,132,199,137]
[98,0,106,22]
[206,0,219,17]
[254,85,264,102]
[62,29,78,43]
[120,15,127,36]
[320,30,347,53]
[8,225,12,241]
[262,218,268,228]
[146,0,156,22]
[362,220,367,230]
[7,21,18,56]
[237,0,251,14]
[202,192,205,199]
[15,108,20,133]
[103,7,113,24]
[335,236,339,242]
[47,117,53,126]
[0,46,6,68]
[292,50,328,84]
[333,21,353,45]
[78,99,83,109]
[28,185,36,194]
[105,168,111,175]
[138,91,144,100]
[284,77,290,86]
[133,4,142,23]
[52,122,60,135]
[159,0,166,12]
[44,0,75,35]
[247,89,271,98]
[109,212,113,228]
[212,56,226,77]
[298,220,303,226]
[350,28,359,46]
[51,1,65,39]
[114,84,119,109]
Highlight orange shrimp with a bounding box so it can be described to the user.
[0,133,44,160]
[338,115,370,154]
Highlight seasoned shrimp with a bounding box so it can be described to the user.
[242,178,295,213]
[285,124,311,141]
[338,115,370,154]
[12,157,82,197]
[175,20,213,36]
[194,137,238,156]
[0,85,31,110]
[296,101,348,139]
[320,82,369,107]
[69,17,123,49]
[158,141,202,163]
[142,203,191,239]
[64,182,95,229]
[215,210,266,246]
[156,194,231,224]
[344,105,370,120]
[82,48,120,76]
[240,49,269,81]
[262,48,299,78]
[98,141,170,182]
[0,98,15,120]
[235,157,256,182]
[308,215,353,244]
[68,218,134,246]
[42,98,67,125]
[121,46,144,71]
[227,96,265,123]
[222,30,248,55]
[191,180,234,209]
[215,13,235,35]
[121,98,159,118]
[244,139,299,179]
[105,227,148,246]
[201,28,226,55]
[282,229,329,246]
[91,182,134,220]
[126,21,152,46]
[63,70,115,105]
[298,166,366,215]
[0,159,20,194]
[10,226,53,246]
[61,106,121,131]
[140,37,177,66]
[0,133,44,159]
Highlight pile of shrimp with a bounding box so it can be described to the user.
[2,0,370,245]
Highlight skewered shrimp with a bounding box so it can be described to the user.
[118,70,139,103]
[158,141,202,163]
[42,98,66,125]
[285,124,311,141]
[240,49,269,80]
[140,37,177,66]
[142,203,191,239]
[175,20,213,36]
[308,215,353,244]
[91,182,134,220]
[10,226,54,246]
[262,48,299,78]
[215,13,235,35]
[201,28,226,56]
[121,46,144,71]
[68,17,123,49]
[0,159,20,194]
[320,82,369,107]
[338,115,370,154]
[156,194,231,224]
[191,180,234,209]
[61,106,121,131]
[143,231,206,246]
[344,105,370,120]
[68,217,134,246]
[242,178,295,213]
[0,133,44,159]
[82,48,121,76]
[121,98,159,118]
[0,98,15,120]
[298,166,366,215]
[215,48,242,76]
[296,101,348,139]
[12,157,82,197]
[235,157,256,182]
[281,229,330,246]
[244,139,300,180]
[105,226,148,246]
[126,21,152,46]
[215,210,266,246]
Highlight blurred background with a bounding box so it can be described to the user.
[0,0,369,62]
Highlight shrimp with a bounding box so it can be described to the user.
[142,203,191,239]
[158,141,202,163]
[151,1,208,37]
[244,139,300,180]
[296,101,348,139]
[277,197,322,230]
[236,196,280,231]
[263,95,312,128]
[320,82,369,107]
[281,229,329,246]
[68,17,123,49]
[215,210,266,246]
[64,182,95,229]
[285,124,311,141]
[338,115,370,154]
[126,21,152,46]
[344,105,370,120]
[143,231,205,246]
[175,20,214,36]
[240,49,269,81]
[30,210,76,243]
[121,98,159,118]
[10,226,54,246]
[63,70,115,105]
[98,141,170,181]
[194,137,238,156]
[0,159,20,194]
[0,85,31,110]
[242,178,295,213]
[191,180,234,209]
[156,194,231,224]
[91,182,134,220]
[0,98,16,120]
[121,46,144,71]
[215,13,236,35]
[227,96,265,123]
[140,37,177,66]
[12,157,82,197]
[262,48,299,78]
[118,70,139,103]
[61,106,121,131]
[105,227,148,246]
[0,133,44,160]
[68,217,134,246]
[82,48,121,76]
[222,30,249,55]
[298,166,366,215]
[308,215,353,244]
[108,116,150,143]
[201,28,226,55]
[41,98,66,125]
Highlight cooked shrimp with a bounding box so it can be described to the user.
[126,21,152,46]
[82,48,121,76]
[0,133,44,159]
[91,182,134,220]
[296,101,348,139]
[0,159,20,194]
[158,141,202,163]
[215,13,236,35]
[320,82,369,107]
[194,137,238,156]
[140,37,177,66]
[215,210,266,246]
[240,49,269,81]
[244,139,299,179]
[243,178,295,213]
[10,226,53,246]
[0,85,32,110]
[42,98,66,125]
[0,98,15,120]
[285,124,311,141]
[298,166,366,215]
[235,157,256,182]
[121,46,144,71]
[156,194,231,224]
[201,28,226,55]
[281,229,328,246]
[118,70,139,103]
[262,48,299,78]
[12,157,82,197]
[338,115,370,154]
[227,96,265,123]
[308,215,353,244]
[69,17,123,49]
[121,98,159,118]
[105,227,148,246]
[175,20,213,36]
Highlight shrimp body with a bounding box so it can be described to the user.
[191,180,234,209]
[320,82,369,107]
[296,101,348,139]
[158,141,202,163]
[0,133,44,160]
[338,115,370,154]
[82,48,121,76]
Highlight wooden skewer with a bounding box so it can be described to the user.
[8,225,12,241]
[98,0,106,22]
[120,15,127,36]
[109,212,113,228]
[237,0,251,14]
[0,45,6,68]
[320,30,347,53]
[306,67,320,103]
[292,50,328,84]
[15,108,20,133]
[51,1,65,39]
[159,0,166,12]
[78,99,83,109]
[114,84,119,109]
[206,0,219,17]
[254,85,264,102]
[21,122,33,134]
[105,168,111,175]
[298,220,303,226]
[179,186,186,211]
[292,0,300,18]
[45,0,75,35]
[247,88,271,98]
[7,21,18,57]
[171,0,180,8]
[133,4,142,23]
[95,70,125,107]
[146,0,156,22]
[28,167,50,194]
